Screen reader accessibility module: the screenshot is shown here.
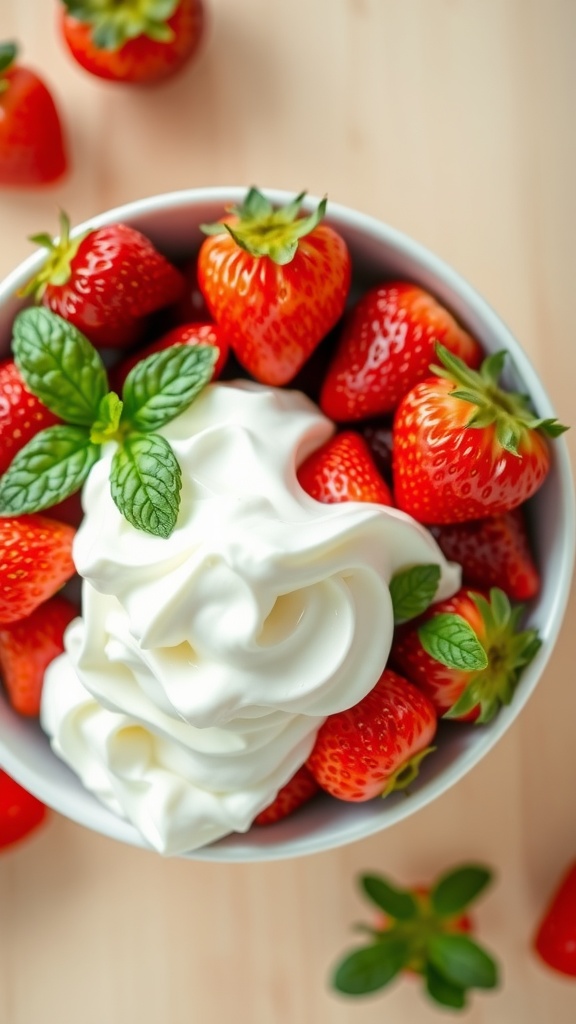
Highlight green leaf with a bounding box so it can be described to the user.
[360,875,419,921]
[12,308,108,425]
[332,936,410,996]
[90,392,124,444]
[0,425,99,515]
[110,432,181,539]
[121,344,217,432]
[418,613,488,671]
[425,964,467,1009]
[430,865,493,918]
[0,42,17,76]
[389,564,441,624]
[427,934,499,991]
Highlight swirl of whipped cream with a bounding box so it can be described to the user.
[42,381,460,855]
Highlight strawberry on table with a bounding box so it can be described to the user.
[306,668,437,802]
[254,764,319,826]
[0,595,77,716]
[111,321,229,392]
[0,360,60,475]
[392,343,566,524]
[0,42,68,187]
[533,860,576,977]
[297,430,394,506]
[0,514,76,625]
[59,0,205,85]
[391,586,540,723]
[319,281,483,421]
[0,770,47,851]
[197,187,352,385]
[22,213,185,349]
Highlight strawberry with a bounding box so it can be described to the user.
[0,595,77,716]
[22,213,185,349]
[0,770,47,851]
[319,281,483,421]
[111,321,229,393]
[0,359,60,475]
[431,508,540,601]
[0,514,76,625]
[297,430,394,506]
[59,0,205,85]
[254,764,319,826]
[306,668,437,802]
[392,344,566,524]
[197,187,352,385]
[0,42,68,187]
[533,860,576,977]
[391,587,540,723]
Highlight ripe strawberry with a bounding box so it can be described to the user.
[297,430,394,506]
[533,860,576,977]
[23,213,185,349]
[392,344,566,524]
[59,0,205,85]
[306,668,437,802]
[0,42,68,187]
[111,321,229,393]
[0,595,77,716]
[197,187,351,386]
[254,764,319,826]
[391,587,540,723]
[0,514,76,625]
[0,770,47,851]
[431,508,540,601]
[0,359,60,475]
[319,281,483,421]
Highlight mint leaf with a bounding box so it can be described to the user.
[90,392,124,444]
[0,425,99,514]
[110,432,181,538]
[418,614,488,671]
[361,875,419,921]
[430,866,493,918]
[332,936,410,995]
[427,934,498,990]
[389,564,441,624]
[425,964,467,1009]
[121,344,217,433]
[12,308,109,425]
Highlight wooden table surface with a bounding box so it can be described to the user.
[1,2,575,1021]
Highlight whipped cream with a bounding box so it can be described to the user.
[41,381,460,854]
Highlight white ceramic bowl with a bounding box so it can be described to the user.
[0,188,573,862]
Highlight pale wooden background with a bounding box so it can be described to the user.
[0,1,575,1021]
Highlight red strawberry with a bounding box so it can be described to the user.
[111,321,229,393]
[197,188,351,386]
[392,344,565,524]
[254,764,319,826]
[306,668,437,802]
[59,0,205,85]
[0,595,77,716]
[0,770,47,851]
[297,430,394,506]
[0,42,68,186]
[0,514,76,625]
[319,281,483,421]
[533,860,576,977]
[23,213,185,348]
[0,359,60,475]
[431,508,540,601]
[391,587,540,723]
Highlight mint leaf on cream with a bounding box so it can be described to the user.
[110,433,182,539]
[0,425,100,514]
[122,343,217,432]
[389,564,441,624]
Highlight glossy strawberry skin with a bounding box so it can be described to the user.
[111,321,229,393]
[254,764,319,826]
[392,375,551,523]
[0,360,60,475]
[0,595,77,716]
[197,221,351,386]
[306,668,437,802]
[297,430,394,506]
[0,62,67,186]
[0,514,76,625]
[319,282,483,421]
[60,0,205,84]
[534,861,576,977]
[0,770,47,851]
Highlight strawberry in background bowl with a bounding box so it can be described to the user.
[0,187,573,863]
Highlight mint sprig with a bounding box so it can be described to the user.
[0,308,217,538]
[389,564,441,624]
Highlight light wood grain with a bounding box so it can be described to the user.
[1,2,575,1021]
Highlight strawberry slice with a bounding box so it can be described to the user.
[297,430,394,506]
[111,321,229,392]
[0,594,77,716]
[254,764,319,826]
[306,668,437,801]
[0,770,47,851]
[0,514,76,624]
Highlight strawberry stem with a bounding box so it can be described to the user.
[61,1,178,49]
[20,212,90,301]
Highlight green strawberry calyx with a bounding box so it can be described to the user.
[20,211,91,302]
[332,863,499,1009]
[200,187,328,266]
[62,1,179,49]
[431,342,568,455]
[0,41,17,94]
[0,307,217,539]
[418,587,541,723]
